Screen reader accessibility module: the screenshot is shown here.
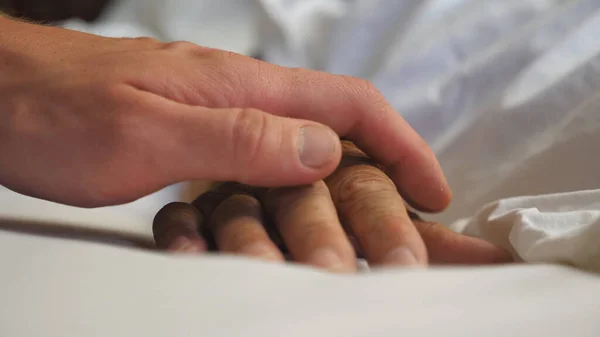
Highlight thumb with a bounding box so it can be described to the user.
[165,106,342,186]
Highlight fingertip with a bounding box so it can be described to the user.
[395,170,452,213]
[238,242,285,262]
[365,132,451,213]
[416,220,513,265]
[168,236,207,254]
[435,238,514,265]
[248,122,341,187]
[306,247,357,273]
[230,113,342,187]
[153,202,203,249]
[381,247,424,267]
[488,245,515,264]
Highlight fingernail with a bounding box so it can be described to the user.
[169,236,204,254]
[240,243,282,262]
[298,125,338,169]
[308,248,346,272]
[382,247,419,266]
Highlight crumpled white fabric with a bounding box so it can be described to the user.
[51,0,600,271]
[451,190,600,273]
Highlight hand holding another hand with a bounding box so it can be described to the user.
[0,17,464,265]
[0,17,449,214]
[153,142,512,271]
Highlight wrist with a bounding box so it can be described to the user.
[0,15,19,37]
[0,17,25,76]
[0,16,49,85]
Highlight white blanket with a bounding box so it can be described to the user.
[1,229,599,337]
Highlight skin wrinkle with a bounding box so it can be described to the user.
[248,57,290,115]
[330,168,396,205]
[169,62,213,106]
[198,50,253,107]
[271,120,289,186]
[338,75,388,136]
[311,72,357,133]
[251,66,304,119]
[417,220,458,248]
[125,51,232,108]
[231,108,270,183]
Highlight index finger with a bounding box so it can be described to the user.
[155,48,451,212]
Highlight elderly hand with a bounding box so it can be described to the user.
[0,16,448,213]
[153,142,511,271]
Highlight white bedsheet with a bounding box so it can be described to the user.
[2,0,600,335]
[1,229,599,337]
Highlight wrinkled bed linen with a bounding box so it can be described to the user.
[1,229,600,337]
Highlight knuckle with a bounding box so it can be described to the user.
[132,36,161,45]
[331,166,394,205]
[341,76,380,97]
[162,40,207,54]
[114,36,161,48]
[362,84,388,112]
[220,50,243,59]
[343,76,388,113]
[170,44,242,61]
[205,48,245,60]
[230,108,269,170]
[355,77,377,92]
